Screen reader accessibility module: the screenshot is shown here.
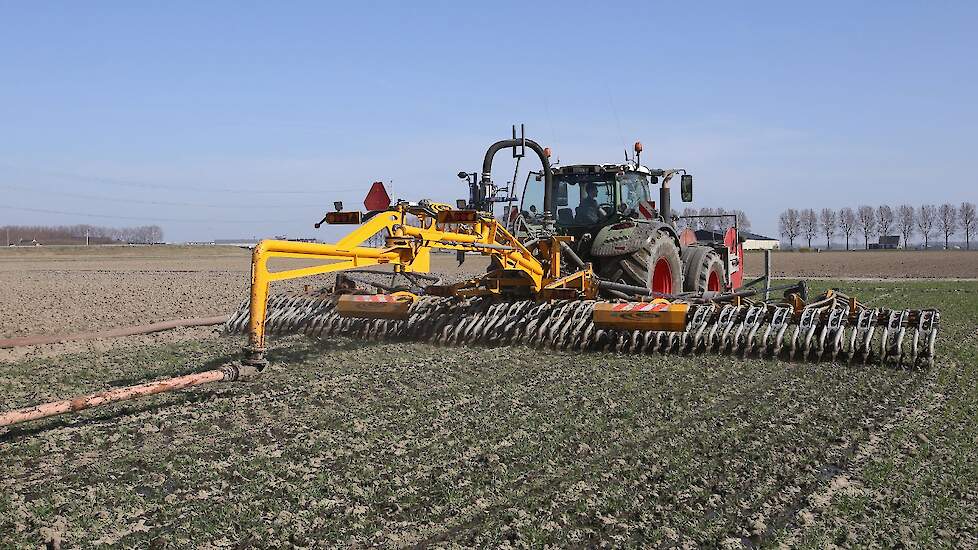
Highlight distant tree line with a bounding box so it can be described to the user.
[678,207,752,233]
[777,202,976,250]
[1,224,164,245]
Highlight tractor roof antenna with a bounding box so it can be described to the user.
[512,123,526,159]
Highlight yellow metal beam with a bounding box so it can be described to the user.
[243,206,557,365]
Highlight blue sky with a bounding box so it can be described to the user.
[1,1,975,242]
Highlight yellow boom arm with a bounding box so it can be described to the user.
[243,203,588,365]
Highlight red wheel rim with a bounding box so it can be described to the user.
[707,271,721,291]
[651,258,673,294]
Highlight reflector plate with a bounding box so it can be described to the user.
[326,211,363,224]
[437,210,479,224]
[336,294,412,320]
[593,301,689,332]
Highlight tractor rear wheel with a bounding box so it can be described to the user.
[600,228,683,295]
[682,246,726,292]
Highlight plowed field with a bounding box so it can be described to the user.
[1,246,976,547]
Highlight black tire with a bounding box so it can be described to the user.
[599,228,683,295]
[682,246,726,292]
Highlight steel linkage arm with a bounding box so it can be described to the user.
[242,207,552,367]
[244,211,414,366]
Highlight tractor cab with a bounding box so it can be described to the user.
[516,163,659,237]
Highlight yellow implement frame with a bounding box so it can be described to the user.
[243,203,596,365]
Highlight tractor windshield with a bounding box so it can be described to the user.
[517,170,650,228]
[618,172,651,212]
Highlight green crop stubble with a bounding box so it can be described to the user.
[0,281,975,548]
[782,281,978,548]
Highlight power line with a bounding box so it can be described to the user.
[0,163,362,195]
[0,183,319,209]
[604,83,627,157]
[0,204,293,224]
[542,96,561,161]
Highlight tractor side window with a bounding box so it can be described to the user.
[570,178,613,225]
[519,175,546,226]
[618,173,651,211]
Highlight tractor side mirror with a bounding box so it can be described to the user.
[556,182,569,207]
[680,174,693,202]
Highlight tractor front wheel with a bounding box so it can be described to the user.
[600,229,683,295]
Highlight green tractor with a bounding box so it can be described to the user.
[465,132,741,297]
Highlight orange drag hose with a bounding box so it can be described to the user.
[0,367,235,428]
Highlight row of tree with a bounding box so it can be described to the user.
[1,224,164,245]
[678,208,752,232]
[778,203,977,250]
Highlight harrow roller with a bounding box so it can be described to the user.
[227,292,939,367]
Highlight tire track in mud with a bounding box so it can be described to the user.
[172,343,798,545]
[262,343,754,457]
[72,326,959,545]
[407,356,927,546]
[411,361,824,545]
[0,334,951,545]
[753,323,978,546]
[276,343,782,533]
[739,369,929,546]
[654,364,919,546]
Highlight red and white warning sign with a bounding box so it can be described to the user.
[637,200,657,220]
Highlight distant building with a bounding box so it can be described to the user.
[869,235,901,250]
[741,232,780,250]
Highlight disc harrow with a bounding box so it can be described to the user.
[227,291,939,367]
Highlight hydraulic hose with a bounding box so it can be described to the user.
[559,241,586,268]
[0,363,257,428]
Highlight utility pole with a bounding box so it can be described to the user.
[5,227,8,247]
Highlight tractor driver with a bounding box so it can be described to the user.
[576,182,602,224]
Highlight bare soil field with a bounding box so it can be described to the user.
[1,246,977,547]
[0,247,247,338]
[0,247,486,340]
[1,246,973,343]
